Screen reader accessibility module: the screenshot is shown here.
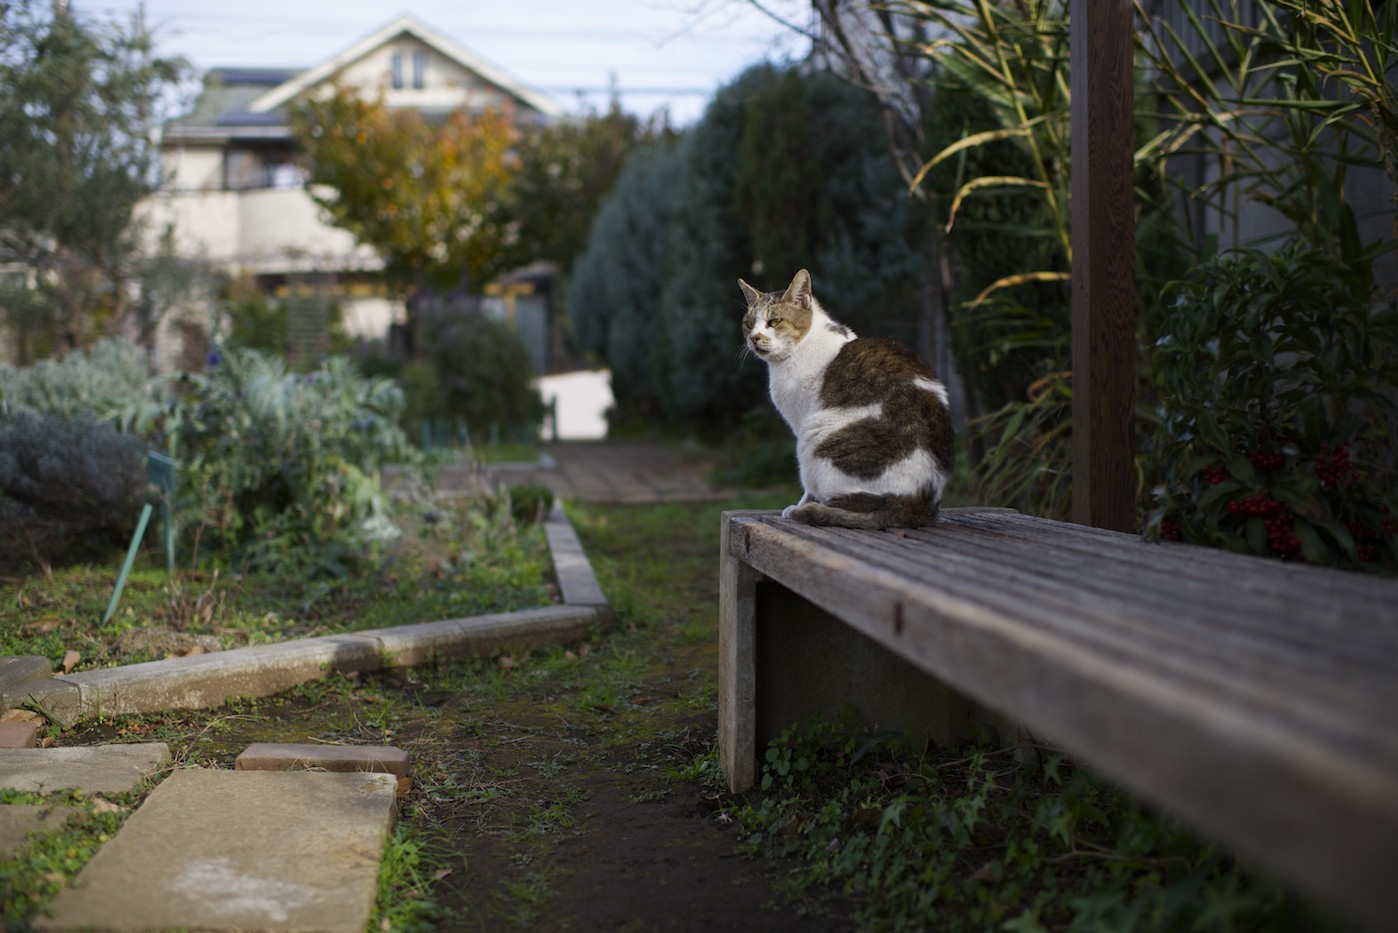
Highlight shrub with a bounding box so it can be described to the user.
[568,138,685,420]
[171,350,417,576]
[0,412,147,573]
[0,338,152,423]
[409,306,545,443]
[1146,245,1398,571]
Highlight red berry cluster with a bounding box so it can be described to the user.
[1227,494,1282,518]
[1247,450,1285,471]
[1199,465,1229,485]
[1160,517,1182,541]
[1228,494,1302,559]
[1314,442,1361,488]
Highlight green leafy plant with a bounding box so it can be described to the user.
[1146,244,1398,570]
[0,338,153,422]
[732,719,1333,931]
[168,349,417,576]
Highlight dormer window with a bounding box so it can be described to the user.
[412,51,427,89]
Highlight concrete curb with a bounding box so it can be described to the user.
[13,505,609,723]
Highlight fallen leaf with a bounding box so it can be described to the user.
[1,709,43,725]
[970,862,1003,883]
[432,868,453,882]
[564,650,577,661]
[577,644,592,658]
[39,736,55,748]
[89,797,124,815]
[184,645,206,657]
[498,656,516,670]
[61,650,80,674]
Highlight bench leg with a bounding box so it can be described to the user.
[719,524,761,793]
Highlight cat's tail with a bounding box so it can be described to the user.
[784,492,940,531]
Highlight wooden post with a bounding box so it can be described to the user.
[1070,0,1137,532]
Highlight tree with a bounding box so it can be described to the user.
[569,63,935,429]
[0,0,186,363]
[498,99,662,275]
[290,87,518,299]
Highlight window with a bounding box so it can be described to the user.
[391,52,403,89]
[412,51,427,89]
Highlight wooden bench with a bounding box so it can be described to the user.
[718,507,1398,930]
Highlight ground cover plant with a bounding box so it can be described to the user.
[0,485,553,673]
[0,490,1357,930]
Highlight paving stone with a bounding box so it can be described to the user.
[0,720,40,748]
[0,656,53,709]
[235,743,409,777]
[37,769,398,933]
[0,804,80,858]
[62,634,383,717]
[0,743,170,794]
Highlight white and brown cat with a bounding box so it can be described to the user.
[739,268,954,529]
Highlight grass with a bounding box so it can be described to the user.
[0,491,554,672]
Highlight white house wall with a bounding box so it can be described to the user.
[161,145,224,193]
[138,187,381,277]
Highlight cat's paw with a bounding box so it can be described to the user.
[781,503,814,523]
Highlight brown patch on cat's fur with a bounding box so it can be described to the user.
[816,339,955,480]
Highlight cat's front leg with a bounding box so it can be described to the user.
[780,490,811,520]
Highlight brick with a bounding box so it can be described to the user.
[235,743,409,778]
[0,721,39,748]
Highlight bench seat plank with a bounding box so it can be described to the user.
[719,508,1398,929]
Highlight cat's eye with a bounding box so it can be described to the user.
[767,318,781,328]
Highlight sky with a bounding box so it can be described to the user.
[81,0,815,125]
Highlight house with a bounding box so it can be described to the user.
[139,14,565,367]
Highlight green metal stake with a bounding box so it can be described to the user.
[146,451,176,572]
[103,503,153,625]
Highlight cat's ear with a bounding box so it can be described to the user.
[783,269,813,309]
[738,278,762,308]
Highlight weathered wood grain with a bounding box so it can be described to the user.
[1070,0,1137,532]
[721,509,1398,930]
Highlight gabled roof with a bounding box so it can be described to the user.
[246,14,564,119]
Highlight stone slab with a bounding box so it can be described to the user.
[235,743,409,778]
[0,743,170,794]
[0,804,80,858]
[544,504,610,612]
[0,720,40,748]
[62,634,383,717]
[370,605,598,667]
[37,769,398,933]
[0,656,53,708]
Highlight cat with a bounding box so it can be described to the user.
[739,268,954,530]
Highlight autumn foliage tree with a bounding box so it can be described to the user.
[290,86,517,294]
